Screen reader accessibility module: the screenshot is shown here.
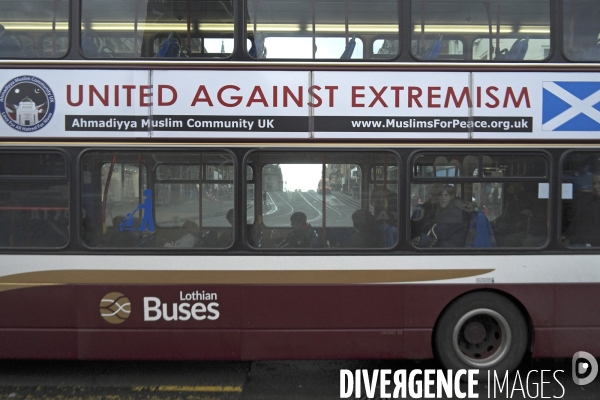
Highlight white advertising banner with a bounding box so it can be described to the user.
[312,71,471,139]
[0,69,599,140]
[150,70,310,139]
[0,70,150,138]
[472,72,600,139]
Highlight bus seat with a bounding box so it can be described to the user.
[340,34,357,59]
[81,36,99,57]
[509,36,528,60]
[433,156,449,175]
[496,36,528,60]
[380,223,398,248]
[424,34,443,60]
[449,159,462,176]
[465,211,497,248]
[249,33,265,58]
[157,33,181,57]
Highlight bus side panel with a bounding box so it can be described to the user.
[501,285,555,322]
[403,285,474,329]
[78,330,241,360]
[546,328,600,357]
[241,330,403,360]
[555,284,600,327]
[0,330,77,359]
[241,285,404,329]
[76,285,241,329]
[240,285,404,359]
[0,285,77,328]
[403,329,433,359]
[76,285,242,360]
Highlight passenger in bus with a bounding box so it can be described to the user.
[564,172,600,246]
[420,184,470,248]
[278,212,316,248]
[105,215,138,247]
[494,184,547,247]
[217,209,234,247]
[411,183,443,240]
[346,209,383,248]
[164,219,199,247]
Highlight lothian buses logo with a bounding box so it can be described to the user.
[99,292,131,324]
[0,75,55,132]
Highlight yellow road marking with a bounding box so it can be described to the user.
[132,385,242,392]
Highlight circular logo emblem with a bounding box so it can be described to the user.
[0,75,55,132]
[99,292,131,324]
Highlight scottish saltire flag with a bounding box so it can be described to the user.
[542,81,600,131]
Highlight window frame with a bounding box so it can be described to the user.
[408,149,552,250]
[0,148,71,250]
[243,148,401,251]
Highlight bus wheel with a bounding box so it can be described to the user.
[434,292,528,375]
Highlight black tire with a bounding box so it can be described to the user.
[434,292,528,377]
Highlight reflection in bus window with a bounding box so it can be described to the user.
[246,152,399,249]
[0,152,69,248]
[81,151,234,248]
[373,39,399,57]
[246,0,399,60]
[411,0,550,61]
[81,0,234,58]
[563,0,600,61]
[0,0,69,58]
[562,152,600,247]
[410,153,549,248]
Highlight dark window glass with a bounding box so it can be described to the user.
[0,151,69,248]
[0,0,69,58]
[563,0,600,61]
[0,152,66,176]
[562,152,600,247]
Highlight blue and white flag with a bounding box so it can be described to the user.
[542,81,600,131]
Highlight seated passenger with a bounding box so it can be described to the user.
[411,183,442,241]
[346,209,382,248]
[105,215,138,247]
[565,172,600,246]
[278,212,315,248]
[494,183,547,247]
[164,219,199,248]
[419,184,470,248]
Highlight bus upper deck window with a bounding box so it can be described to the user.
[80,0,234,59]
[0,0,69,59]
[563,0,600,61]
[246,0,399,60]
[411,0,550,61]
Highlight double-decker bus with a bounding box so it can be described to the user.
[0,0,599,378]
